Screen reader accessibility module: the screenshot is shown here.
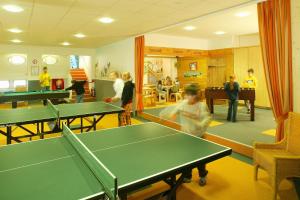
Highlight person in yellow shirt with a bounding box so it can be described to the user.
[39,67,51,105]
[39,66,51,91]
[243,68,257,113]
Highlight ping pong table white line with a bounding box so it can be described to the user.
[154,122,233,150]
[0,155,73,173]
[82,147,231,200]
[118,148,230,189]
[0,122,144,148]
[0,122,232,199]
[102,101,124,110]
[142,113,251,148]
[142,112,181,126]
[0,122,231,177]
[157,122,253,149]
[92,131,179,153]
[0,123,173,172]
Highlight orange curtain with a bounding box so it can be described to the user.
[134,36,145,112]
[257,0,293,141]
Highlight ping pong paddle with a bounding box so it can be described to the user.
[104,97,112,103]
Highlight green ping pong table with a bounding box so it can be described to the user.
[0,90,70,108]
[0,101,124,144]
[0,122,231,200]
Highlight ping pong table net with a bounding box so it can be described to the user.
[46,100,60,119]
[62,124,118,200]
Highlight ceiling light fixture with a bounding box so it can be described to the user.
[184,26,196,31]
[11,39,22,43]
[214,31,226,35]
[235,11,250,17]
[98,17,114,24]
[8,28,23,33]
[61,42,71,46]
[74,33,86,38]
[2,5,24,13]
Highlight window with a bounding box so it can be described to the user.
[8,55,26,65]
[0,81,9,89]
[42,55,58,65]
[14,80,27,88]
[70,55,79,69]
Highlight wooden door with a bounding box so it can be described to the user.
[207,66,227,87]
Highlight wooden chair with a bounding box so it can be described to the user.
[143,87,156,107]
[157,92,166,103]
[253,112,300,200]
[170,92,182,102]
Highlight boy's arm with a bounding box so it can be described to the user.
[159,101,183,119]
[65,84,74,91]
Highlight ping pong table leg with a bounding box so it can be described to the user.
[250,100,255,121]
[41,122,44,139]
[93,115,96,131]
[165,173,186,200]
[12,101,17,109]
[119,193,127,200]
[7,126,11,144]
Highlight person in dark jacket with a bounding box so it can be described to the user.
[65,80,87,103]
[120,72,135,126]
[224,75,240,122]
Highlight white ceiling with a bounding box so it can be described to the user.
[0,0,257,48]
[156,4,259,39]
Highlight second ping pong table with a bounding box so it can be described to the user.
[0,122,231,200]
[0,101,124,144]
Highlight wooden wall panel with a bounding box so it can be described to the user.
[234,46,270,107]
[145,46,208,57]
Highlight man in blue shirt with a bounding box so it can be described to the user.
[224,75,240,122]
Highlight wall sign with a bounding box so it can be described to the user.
[184,71,202,78]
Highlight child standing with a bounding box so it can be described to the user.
[225,75,240,122]
[65,80,87,103]
[243,68,257,113]
[120,72,135,126]
[160,84,211,186]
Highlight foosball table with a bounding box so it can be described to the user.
[205,87,256,121]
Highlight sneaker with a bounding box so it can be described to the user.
[183,178,192,183]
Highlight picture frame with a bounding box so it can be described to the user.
[189,62,197,71]
[31,65,39,76]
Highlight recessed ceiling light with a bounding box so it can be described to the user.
[74,33,86,38]
[235,11,250,17]
[61,42,71,46]
[2,5,24,13]
[183,26,196,31]
[8,28,23,33]
[98,17,114,24]
[11,39,22,43]
[214,31,226,35]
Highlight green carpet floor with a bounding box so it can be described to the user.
[144,104,276,146]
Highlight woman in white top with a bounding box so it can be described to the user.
[104,71,124,103]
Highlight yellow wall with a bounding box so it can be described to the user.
[234,46,270,107]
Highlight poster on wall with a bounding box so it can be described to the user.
[184,71,202,78]
[189,62,197,71]
[31,58,39,76]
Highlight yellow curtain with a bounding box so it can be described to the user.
[257,0,293,141]
[134,36,145,112]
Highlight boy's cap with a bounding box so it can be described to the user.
[185,84,200,95]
